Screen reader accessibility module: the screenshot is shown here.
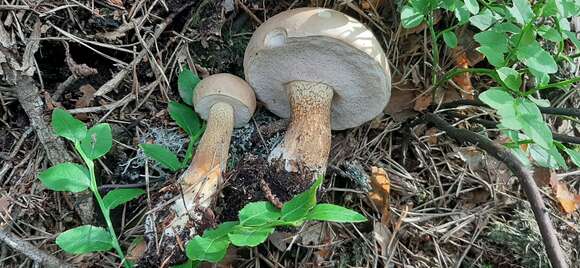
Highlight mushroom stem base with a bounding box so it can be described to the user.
[269,80,333,179]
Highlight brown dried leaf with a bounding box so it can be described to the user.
[369,166,391,223]
[533,167,580,214]
[75,84,96,108]
[451,47,474,100]
[425,127,438,145]
[362,0,385,10]
[126,238,146,261]
[413,94,432,112]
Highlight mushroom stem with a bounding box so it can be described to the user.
[172,102,234,226]
[269,80,334,177]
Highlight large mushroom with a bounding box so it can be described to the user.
[167,73,256,238]
[244,8,391,188]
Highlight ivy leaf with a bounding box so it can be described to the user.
[139,144,181,171]
[515,99,553,149]
[496,67,522,91]
[464,0,479,14]
[178,68,200,106]
[401,5,424,29]
[102,188,145,210]
[307,204,367,223]
[56,225,113,254]
[530,144,567,169]
[442,31,458,48]
[280,176,323,222]
[79,123,112,160]
[39,162,91,192]
[168,101,202,137]
[516,41,558,74]
[508,0,534,25]
[228,226,275,247]
[469,9,496,31]
[186,222,237,263]
[239,201,281,226]
[51,108,87,143]
[563,148,580,167]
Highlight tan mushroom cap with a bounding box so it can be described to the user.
[193,73,256,128]
[244,7,391,130]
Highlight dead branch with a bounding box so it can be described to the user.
[0,226,73,268]
[412,113,569,268]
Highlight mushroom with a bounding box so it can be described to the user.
[244,8,391,186]
[168,73,256,233]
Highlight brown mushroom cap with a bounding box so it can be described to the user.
[193,73,256,128]
[244,8,391,130]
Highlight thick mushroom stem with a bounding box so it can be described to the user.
[170,102,234,229]
[269,80,334,178]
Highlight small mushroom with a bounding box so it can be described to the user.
[244,8,391,184]
[169,73,256,233]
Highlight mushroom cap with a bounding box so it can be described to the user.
[244,7,391,130]
[193,73,256,128]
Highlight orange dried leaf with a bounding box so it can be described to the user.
[413,94,432,111]
[555,182,579,214]
[451,47,474,100]
[369,166,391,223]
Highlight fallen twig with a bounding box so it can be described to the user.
[0,226,73,268]
[412,113,569,268]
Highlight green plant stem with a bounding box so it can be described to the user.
[74,143,131,268]
[434,67,499,90]
[525,76,580,96]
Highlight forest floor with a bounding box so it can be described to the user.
[1,0,579,267]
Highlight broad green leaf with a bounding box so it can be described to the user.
[469,9,496,30]
[168,102,202,137]
[178,68,200,106]
[228,226,274,247]
[555,0,579,18]
[39,162,90,192]
[56,225,113,254]
[474,30,508,66]
[528,96,550,107]
[496,67,522,91]
[530,144,567,169]
[401,5,424,29]
[464,0,479,14]
[564,148,580,167]
[478,88,522,129]
[516,41,558,74]
[508,0,533,25]
[307,204,367,223]
[529,68,550,86]
[515,99,553,149]
[79,123,112,160]
[51,108,87,142]
[186,222,237,263]
[439,0,456,10]
[538,26,563,42]
[443,31,458,48]
[102,188,145,210]
[239,201,281,226]
[281,176,323,222]
[477,47,505,66]
[510,147,531,167]
[541,0,559,17]
[410,0,434,13]
[493,22,522,33]
[454,2,471,24]
[140,144,181,171]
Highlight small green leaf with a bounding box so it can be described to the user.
[564,148,580,167]
[307,204,367,223]
[515,99,553,149]
[178,68,200,106]
[401,5,424,29]
[239,201,281,226]
[469,9,496,31]
[56,225,113,254]
[51,108,87,142]
[39,163,90,192]
[442,31,458,48]
[464,0,479,14]
[454,2,471,24]
[478,88,515,111]
[140,144,181,171]
[102,188,145,210]
[528,96,550,107]
[516,41,558,74]
[508,0,534,25]
[537,26,563,42]
[186,222,237,263]
[281,176,323,222]
[496,67,522,91]
[169,101,202,137]
[474,30,508,66]
[228,226,275,247]
[79,123,112,160]
[530,144,567,169]
[492,22,522,33]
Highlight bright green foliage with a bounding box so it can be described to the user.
[56,225,113,254]
[80,123,113,160]
[442,31,458,48]
[185,176,366,264]
[464,0,479,15]
[39,163,90,192]
[139,144,181,171]
[103,188,146,210]
[177,68,200,106]
[168,101,202,137]
[401,5,425,28]
[563,148,580,167]
[496,67,521,91]
[52,108,87,142]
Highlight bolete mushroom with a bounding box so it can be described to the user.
[168,73,256,233]
[244,8,391,186]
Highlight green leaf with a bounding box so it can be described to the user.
[307,204,367,223]
[508,0,534,25]
[563,31,580,49]
[178,68,200,106]
[442,31,458,48]
[239,201,281,226]
[228,226,275,247]
[510,147,531,167]
[39,162,91,192]
[492,22,522,33]
[496,67,522,91]
[140,144,181,171]
[530,144,567,169]
[538,26,563,42]
[529,68,550,86]
[281,176,323,222]
[410,0,434,12]
[464,0,479,14]
[564,148,580,167]
[454,2,471,24]
[401,5,424,29]
[51,108,87,142]
[528,96,550,107]
[186,222,237,262]
[469,9,496,31]
[478,88,522,129]
[515,99,553,149]
[56,225,113,254]
[516,41,558,74]
[79,123,112,160]
[555,0,579,18]
[474,30,508,66]
[102,188,145,210]
[168,101,202,137]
